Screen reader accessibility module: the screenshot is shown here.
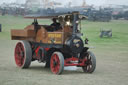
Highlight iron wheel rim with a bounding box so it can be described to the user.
[15,42,25,67]
[82,52,94,72]
[50,54,60,74]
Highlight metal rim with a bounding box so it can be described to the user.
[84,53,92,72]
[50,53,60,74]
[15,42,25,67]
[82,51,96,73]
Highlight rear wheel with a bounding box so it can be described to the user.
[50,52,64,75]
[82,51,96,73]
[15,41,32,68]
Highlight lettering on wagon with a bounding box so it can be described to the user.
[48,33,62,44]
[48,33,62,38]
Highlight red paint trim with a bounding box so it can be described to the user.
[64,57,87,67]
[35,46,41,57]
[50,54,60,74]
[35,47,50,56]
[45,48,50,51]
[34,47,50,60]
[15,42,25,67]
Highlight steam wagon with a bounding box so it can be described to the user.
[11,12,96,75]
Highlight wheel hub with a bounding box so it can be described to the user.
[53,60,57,67]
[20,52,24,58]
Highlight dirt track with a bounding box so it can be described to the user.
[0,40,128,85]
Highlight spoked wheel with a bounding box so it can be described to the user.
[15,41,32,68]
[50,52,64,75]
[82,51,96,73]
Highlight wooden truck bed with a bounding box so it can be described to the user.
[11,29,36,40]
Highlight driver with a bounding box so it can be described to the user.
[50,18,61,31]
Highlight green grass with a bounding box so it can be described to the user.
[81,20,128,45]
[0,15,128,49]
[0,15,128,85]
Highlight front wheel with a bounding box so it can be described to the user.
[50,52,64,75]
[82,51,96,73]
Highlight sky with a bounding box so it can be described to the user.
[0,0,128,6]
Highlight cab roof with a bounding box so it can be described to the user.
[24,12,79,19]
[24,13,71,19]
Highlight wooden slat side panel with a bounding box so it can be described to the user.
[11,36,35,41]
[11,29,36,40]
[27,30,36,37]
[11,29,36,37]
[11,29,27,37]
[11,36,27,40]
[36,27,48,43]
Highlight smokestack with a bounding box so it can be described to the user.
[72,12,79,34]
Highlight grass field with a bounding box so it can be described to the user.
[0,15,128,85]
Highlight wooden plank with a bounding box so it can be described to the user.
[11,29,27,37]
[11,29,36,39]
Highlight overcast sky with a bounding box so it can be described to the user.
[0,0,128,6]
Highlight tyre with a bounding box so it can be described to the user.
[82,51,96,73]
[14,41,32,68]
[50,52,64,75]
